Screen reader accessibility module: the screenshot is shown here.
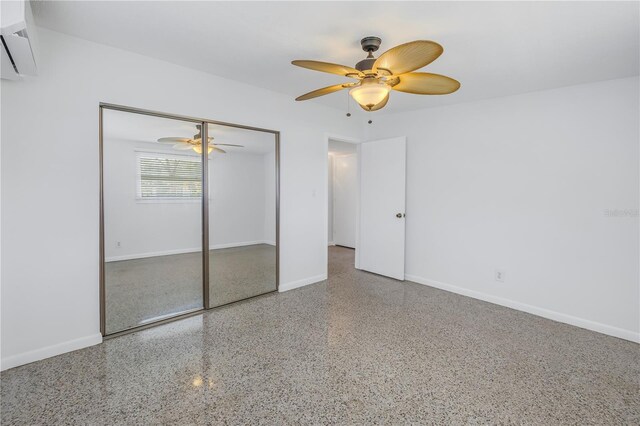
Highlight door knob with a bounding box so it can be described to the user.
[396,213,403,218]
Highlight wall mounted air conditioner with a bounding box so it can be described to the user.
[1,0,38,80]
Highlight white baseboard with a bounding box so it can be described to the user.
[328,241,335,246]
[279,273,327,292]
[1,333,103,371]
[405,274,640,343]
[106,240,275,262]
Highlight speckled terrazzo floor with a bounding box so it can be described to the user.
[105,244,276,334]
[209,244,276,308]
[2,246,639,424]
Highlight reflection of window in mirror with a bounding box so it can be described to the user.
[135,151,202,203]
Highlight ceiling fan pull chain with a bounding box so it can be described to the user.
[346,91,351,117]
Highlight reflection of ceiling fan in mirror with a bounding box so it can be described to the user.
[157,124,244,154]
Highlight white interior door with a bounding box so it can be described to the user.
[358,137,406,280]
[333,154,357,248]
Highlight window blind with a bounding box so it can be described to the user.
[137,153,202,199]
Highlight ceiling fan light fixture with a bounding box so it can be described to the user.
[292,36,459,112]
[192,144,213,154]
[349,79,391,111]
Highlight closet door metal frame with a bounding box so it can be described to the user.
[99,103,280,338]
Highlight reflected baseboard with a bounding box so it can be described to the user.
[210,240,275,250]
[105,240,275,262]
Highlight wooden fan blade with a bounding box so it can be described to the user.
[373,41,443,75]
[392,72,460,94]
[213,147,226,154]
[213,143,244,147]
[158,137,190,143]
[357,93,389,112]
[296,84,348,101]
[292,60,363,78]
[172,143,193,150]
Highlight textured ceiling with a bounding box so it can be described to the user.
[32,1,639,115]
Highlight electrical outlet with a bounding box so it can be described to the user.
[495,269,506,282]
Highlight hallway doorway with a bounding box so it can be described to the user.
[328,138,358,277]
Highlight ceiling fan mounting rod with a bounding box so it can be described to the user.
[355,36,382,72]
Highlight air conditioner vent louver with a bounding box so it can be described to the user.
[1,0,38,80]
[1,35,19,74]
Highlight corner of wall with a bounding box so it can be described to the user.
[278,274,327,292]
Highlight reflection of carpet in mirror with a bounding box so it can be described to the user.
[104,244,276,334]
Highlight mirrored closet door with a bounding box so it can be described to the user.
[100,105,279,336]
[207,123,277,307]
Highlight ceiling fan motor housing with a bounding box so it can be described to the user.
[360,36,382,53]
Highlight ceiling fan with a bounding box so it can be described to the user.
[292,36,460,111]
[157,124,243,154]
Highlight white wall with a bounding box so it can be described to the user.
[263,150,276,245]
[367,77,640,341]
[0,27,361,369]
[208,151,272,248]
[328,139,358,247]
[327,154,334,244]
[333,154,357,248]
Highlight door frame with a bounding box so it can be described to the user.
[99,103,280,338]
[324,133,360,275]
